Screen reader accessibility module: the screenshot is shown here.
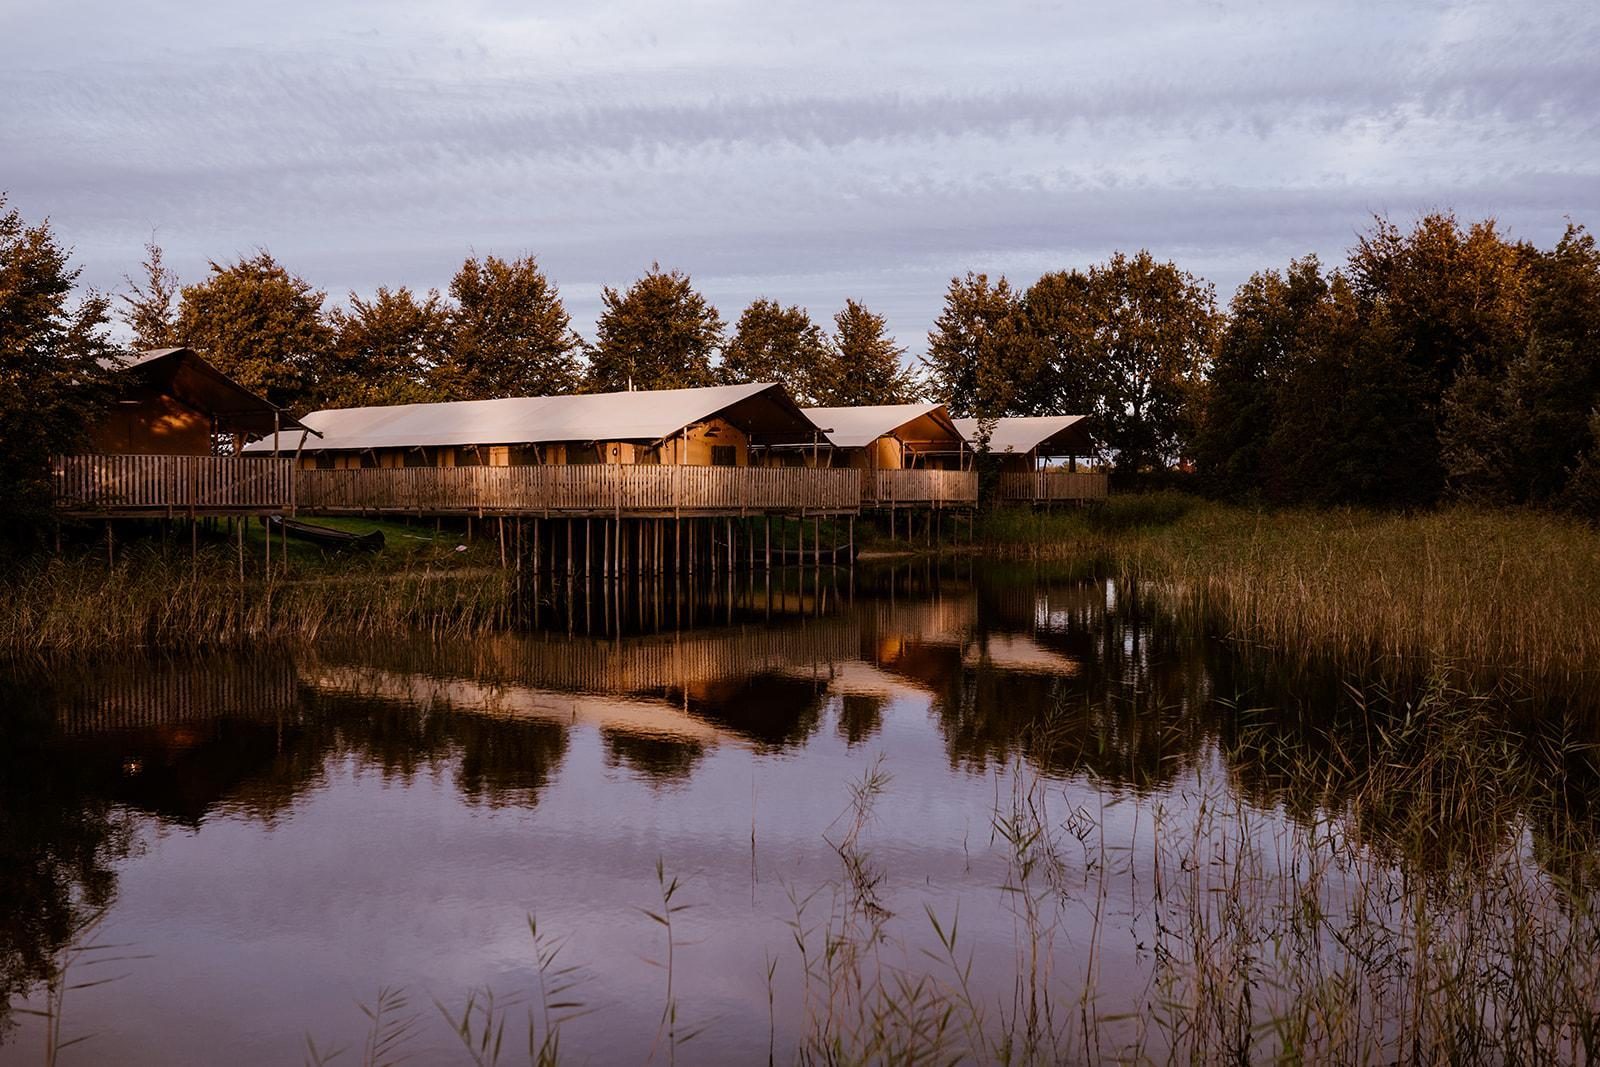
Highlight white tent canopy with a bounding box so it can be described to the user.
[243,382,810,452]
[950,415,1091,456]
[801,403,960,450]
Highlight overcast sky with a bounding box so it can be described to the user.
[3,0,1597,353]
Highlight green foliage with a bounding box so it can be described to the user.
[1192,256,1328,496]
[0,195,114,552]
[175,251,331,410]
[317,286,451,409]
[1065,251,1216,475]
[822,298,919,405]
[1199,214,1600,512]
[436,255,580,401]
[719,297,831,403]
[928,258,1215,475]
[923,272,1041,416]
[588,264,722,392]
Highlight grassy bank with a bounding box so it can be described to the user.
[0,519,514,657]
[982,494,1600,692]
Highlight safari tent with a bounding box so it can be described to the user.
[950,415,1094,472]
[91,347,308,455]
[243,382,819,470]
[792,403,968,470]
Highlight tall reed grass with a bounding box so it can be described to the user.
[0,545,517,657]
[984,494,1600,693]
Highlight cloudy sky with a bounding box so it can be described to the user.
[3,0,1597,353]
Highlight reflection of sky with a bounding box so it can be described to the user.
[13,696,1261,1065]
[4,0,1596,353]
[4,572,1571,1062]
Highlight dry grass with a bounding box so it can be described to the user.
[983,495,1600,693]
[0,545,518,657]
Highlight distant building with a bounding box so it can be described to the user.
[242,382,818,469]
[91,347,306,455]
[793,403,969,470]
[950,415,1094,472]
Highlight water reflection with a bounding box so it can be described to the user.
[4,562,1600,1061]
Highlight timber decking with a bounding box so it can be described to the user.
[862,469,978,508]
[294,464,862,516]
[52,455,1007,519]
[52,454,295,516]
[997,470,1109,503]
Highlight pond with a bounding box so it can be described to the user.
[3,562,1599,1064]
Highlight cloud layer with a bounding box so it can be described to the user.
[4,0,1597,351]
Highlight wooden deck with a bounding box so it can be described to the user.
[861,469,978,508]
[53,454,295,516]
[54,455,992,521]
[997,470,1109,504]
[295,464,861,516]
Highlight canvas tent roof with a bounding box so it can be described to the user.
[105,347,308,436]
[800,403,963,451]
[951,415,1092,456]
[242,382,814,453]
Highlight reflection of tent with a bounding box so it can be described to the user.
[960,635,1081,675]
[308,666,727,745]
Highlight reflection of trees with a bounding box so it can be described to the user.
[836,695,887,747]
[602,730,705,786]
[903,576,1215,793]
[670,674,827,750]
[0,675,134,1038]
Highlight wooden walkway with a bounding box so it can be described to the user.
[997,470,1109,503]
[862,469,978,508]
[297,464,862,517]
[53,454,295,517]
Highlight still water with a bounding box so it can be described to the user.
[2,563,1596,1064]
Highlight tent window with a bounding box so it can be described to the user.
[711,445,737,467]
[403,449,430,468]
[360,452,378,469]
[456,446,484,467]
[568,443,602,465]
[315,453,335,470]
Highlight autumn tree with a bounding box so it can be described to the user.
[719,298,831,404]
[0,195,113,548]
[923,273,1044,416]
[588,265,722,392]
[316,287,452,409]
[1438,223,1600,506]
[119,238,180,350]
[433,254,580,400]
[821,299,919,406]
[1343,213,1533,501]
[175,251,330,411]
[1026,254,1215,474]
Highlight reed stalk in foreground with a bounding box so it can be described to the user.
[267,672,1600,1065]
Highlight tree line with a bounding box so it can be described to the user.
[118,245,921,412]
[5,190,1599,553]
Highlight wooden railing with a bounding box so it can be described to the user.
[52,454,295,514]
[295,464,862,516]
[996,470,1109,503]
[861,469,978,507]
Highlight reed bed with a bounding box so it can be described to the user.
[0,546,517,657]
[985,495,1600,692]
